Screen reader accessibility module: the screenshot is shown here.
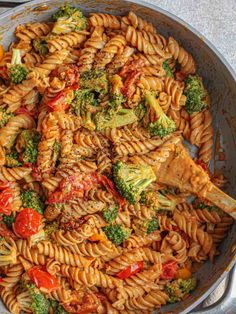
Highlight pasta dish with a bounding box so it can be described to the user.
[0,5,235,313]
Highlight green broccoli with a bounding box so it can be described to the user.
[145,218,159,234]
[184,75,209,114]
[21,189,45,214]
[157,191,177,211]
[141,190,176,212]
[166,278,197,303]
[163,60,174,78]
[80,69,109,95]
[8,49,28,84]
[44,220,60,240]
[27,283,50,314]
[33,39,49,56]
[103,204,118,224]
[52,4,87,34]
[134,102,147,122]
[72,89,97,131]
[113,161,156,204]
[103,224,131,245]
[18,130,41,164]
[0,109,14,128]
[2,214,15,229]
[52,141,61,164]
[95,107,137,131]
[145,92,176,137]
[49,299,68,314]
[5,151,22,167]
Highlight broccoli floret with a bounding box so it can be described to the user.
[145,218,159,234]
[163,60,174,78]
[52,141,61,164]
[52,4,87,34]
[72,89,97,131]
[2,214,15,228]
[27,283,50,314]
[157,191,177,211]
[19,130,41,164]
[80,69,108,95]
[8,49,28,84]
[44,220,60,240]
[95,107,137,131]
[103,224,131,245]
[0,109,14,128]
[33,39,49,56]
[134,102,147,122]
[166,278,197,303]
[145,93,176,137]
[140,190,176,212]
[103,204,118,224]
[184,75,209,114]
[49,299,68,314]
[5,151,22,167]
[113,161,156,204]
[21,189,45,214]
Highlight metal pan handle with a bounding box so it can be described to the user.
[191,265,236,314]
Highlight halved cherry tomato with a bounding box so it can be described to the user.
[0,222,17,240]
[28,266,59,292]
[116,261,144,279]
[47,173,99,204]
[160,260,178,280]
[0,45,4,61]
[89,233,106,242]
[13,208,42,239]
[99,175,126,209]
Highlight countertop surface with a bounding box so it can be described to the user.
[0,0,236,71]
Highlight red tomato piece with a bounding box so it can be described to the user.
[121,70,142,100]
[28,266,59,292]
[47,92,70,112]
[116,261,144,279]
[160,260,179,280]
[99,175,126,208]
[47,173,99,204]
[13,208,42,239]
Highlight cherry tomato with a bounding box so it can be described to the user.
[121,70,142,100]
[160,260,178,280]
[99,175,126,208]
[116,261,144,279]
[28,266,59,292]
[13,208,42,239]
